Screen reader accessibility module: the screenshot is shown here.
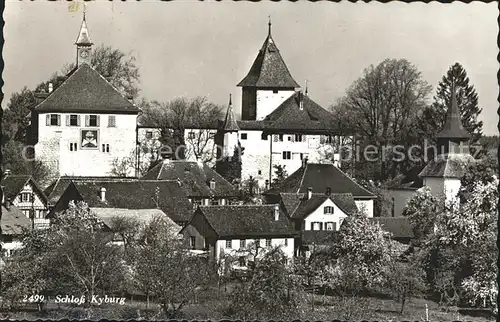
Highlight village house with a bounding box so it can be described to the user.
[180,204,296,269]
[141,159,238,207]
[93,208,181,246]
[29,13,140,180]
[264,161,376,217]
[1,174,50,229]
[1,199,32,258]
[387,86,474,216]
[47,179,193,225]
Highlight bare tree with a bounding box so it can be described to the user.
[330,59,433,180]
[139,97,223,164]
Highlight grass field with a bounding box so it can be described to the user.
[1,293,496,321]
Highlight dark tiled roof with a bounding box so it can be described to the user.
[386,165,425,190]
[418,153,475,178]
[283,193,358,219]
[262,93,338,132]
[2,175,48,204]
[436,86,471,140]
[197,204,296,238]
[2,175,31,201]
[45,176,138,205]
[237,30,299,88]
[236,93,343,134]
[71,180,192,222]
[369,217,414,239]
[34,64,139,114]
[91,208,181,232]
[1,205,31,235]
[265,163,375,199]
[142,160,237,198]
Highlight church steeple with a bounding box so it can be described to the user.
[436,83,471,155]
[75,7,93,67]
[222,94,240,132]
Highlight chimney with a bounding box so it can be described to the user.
[326,187,331,196]
[298,91,304,111]
[274,204,280,221]
[265,179,269,190]
[48,83,53,93]
[209,178,216,190]
[307,187,312,200]
[100,187,107,202]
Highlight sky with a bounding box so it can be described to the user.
[3,1,498,135]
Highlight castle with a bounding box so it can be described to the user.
[31,15,345,187]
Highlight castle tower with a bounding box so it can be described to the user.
[237,18,299,121]
[75,10,93,67]
[221,94,240,158]
[418,84,473,206]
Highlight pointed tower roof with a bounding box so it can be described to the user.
[75,12,93,46]
[222,94,240,132]
[436,84,470,140]
[237,19,300,88]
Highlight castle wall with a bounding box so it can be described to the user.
[255,89,295,120]
[36,112,137,177]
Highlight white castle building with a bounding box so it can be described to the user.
[138,21,345,187]
[30,13,139,180]
[30,15,345,186]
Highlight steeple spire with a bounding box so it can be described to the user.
[75,7,93,46]
[75,7,93,67]
[268,15,272,36]
[222,94,239,132]
[436,82,470,140]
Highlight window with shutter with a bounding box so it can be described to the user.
[89,115,98,127]
[66,115,70,126]
[85,115,90,127]
[77,115,81,126]
[96,115,100,127]
[69,115,78,126]
[46,114,50,126]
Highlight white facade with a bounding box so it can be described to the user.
[354,199,374,218]
[10,182,47,220]
[303,199,348,231]
[36,112,138,177]
[1,240,23,258]
[214,237,295,268]
[255,89,295,120]
[423,176,461,206]
[386,189,418,217]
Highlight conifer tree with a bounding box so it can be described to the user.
[433,62,483,143]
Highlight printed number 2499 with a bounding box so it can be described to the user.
[23,295,45,303]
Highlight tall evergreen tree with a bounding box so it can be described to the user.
[433,62,483,143]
